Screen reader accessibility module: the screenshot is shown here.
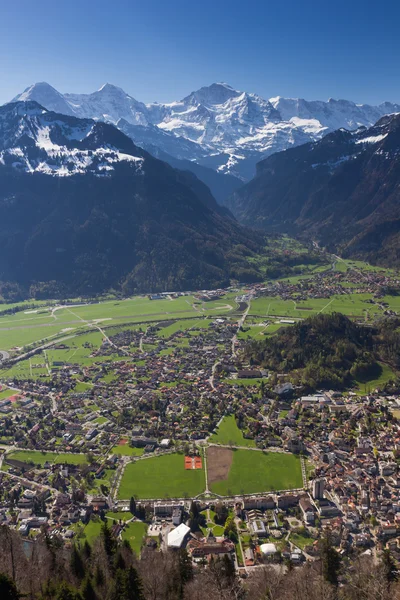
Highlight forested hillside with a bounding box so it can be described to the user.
[245,313,400,391]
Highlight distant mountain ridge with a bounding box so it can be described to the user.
[226,112,400,266]
[0,101,264,296]
[11,82,400,185]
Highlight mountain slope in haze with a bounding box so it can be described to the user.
[12,82,400,183]
[0,101,264,296]
[116,118,243,203]
[226,113,400,266]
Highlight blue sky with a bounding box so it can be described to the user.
[0,0,399,105]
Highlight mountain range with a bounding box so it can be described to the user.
[3,83,400,296]
[11,82,400,198]
[226,112,400,265]
[0,100,263,297]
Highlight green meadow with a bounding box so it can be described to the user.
[118,453,205,499]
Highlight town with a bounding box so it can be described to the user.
[1,253,400,575]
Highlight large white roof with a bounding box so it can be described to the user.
[167,523,190,548]
[260,542,277,555]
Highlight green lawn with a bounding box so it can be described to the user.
[6,450,87,467]
[118,453,206,499]
[201,523,225,537]
[111,445,144,457]
[82,520,103,544]
[224,378,263,387]
[90,469,115,492]
[209,415,256,447]
[106,511,132,522]
[121,521,148,555]
[209,449,303,495]
[290,531,312,550]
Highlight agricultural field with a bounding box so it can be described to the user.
[209,415,256,447]
[207,447,303,496]
[0,292,236,360]
[6,450,88,467]
[250,293,382,319]
[117,453,206,500]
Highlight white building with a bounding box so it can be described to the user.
[167,523,191,548]
[260,542,277,556]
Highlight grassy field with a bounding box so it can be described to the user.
[290,531,313,550]
[250,293,382,319]
[224,378,264,386]
[111,445,144,457]
[106,511,132,522]
[157,318,210,338]
[209,415,256,447]
[6,450,87,467]
[82,520,103,544]
[0,324,75,352]
[0,293,235,360]
[356,363,396,394]
[121,521,148,555]
[118,453,205,499]
[209,449,303,495]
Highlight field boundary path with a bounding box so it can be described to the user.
[300,455,307,488]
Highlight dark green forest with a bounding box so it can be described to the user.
[0,523,399,600]
[245,313,400,392]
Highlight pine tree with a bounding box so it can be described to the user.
[189,500,199,519]
[101,520,117,557]
[129,497,136,516]
[382,549,397,584]
[0,574,20,600]
[55,582,82,600]
[177,549,193,598]
[94,565,104,588]
[81,577,97,600]
[82,540,92,561]
[70,544,85,580]
[321,533,341,586]
[109,569,126,600]
[113,551,126,572]
[220,554,236,582]
[125,566,145,600]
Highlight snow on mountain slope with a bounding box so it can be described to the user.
[64,83,149,126]
[10,82,400,180]
[0,101,144,177]
[269,96,400,131]
[13,82,77,117]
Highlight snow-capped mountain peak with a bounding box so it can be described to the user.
[8,82,400,181]
[13,82,76,117]
[183,82,241,107]
[0,101,145,177]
